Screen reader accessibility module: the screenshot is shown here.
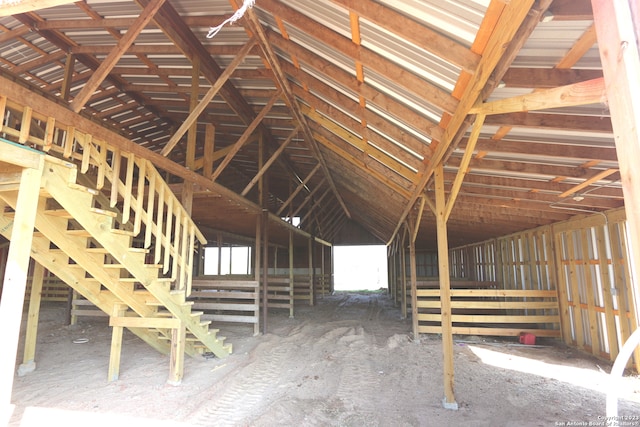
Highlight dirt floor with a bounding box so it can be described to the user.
[7,291,640,427]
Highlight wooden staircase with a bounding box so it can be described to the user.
[0,86,236,383]
[0,154,231,383]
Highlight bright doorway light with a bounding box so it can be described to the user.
[333,245,388,291]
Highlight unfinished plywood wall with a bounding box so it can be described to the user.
[450,207,640,369]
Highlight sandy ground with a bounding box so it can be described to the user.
[7,291,640,427]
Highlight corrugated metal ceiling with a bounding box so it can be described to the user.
[0,0,623,249]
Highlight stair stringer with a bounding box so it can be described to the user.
[0,197,172,355]
[42,160,231,359]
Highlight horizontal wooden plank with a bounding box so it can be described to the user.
[267,303,292,309]
[192,302,258,311]
[453,289,557,298]
[264,286,292,292]
[109,316,180,329]
[417,300,559,309]
[201,314,258,324]
[417,289,557,298]
[190,291,258,299]
[414,280,498,288]
[192,280,259,288]
[267,280,291,285]
[418,325,562,337]
[418,313,560,323]
[71,309,108,317]
[266,294,294,300]
[72,299,98,306]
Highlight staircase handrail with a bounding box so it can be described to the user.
[0,94,205,294]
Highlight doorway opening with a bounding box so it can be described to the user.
[333,245,388,291]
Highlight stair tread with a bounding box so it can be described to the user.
[85,247,109,253]
[68,182,99,195]
[111,229,135,236]
[128,247,150,253]
[66,229,92,236]
[44,208,72,218]
[89,207,117,218]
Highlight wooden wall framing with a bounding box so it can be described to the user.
[449,207,639,370]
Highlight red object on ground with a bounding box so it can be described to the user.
[519,333,536,345]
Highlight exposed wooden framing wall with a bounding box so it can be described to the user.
[449,207,639,371]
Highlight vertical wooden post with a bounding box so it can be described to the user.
[60,53,75,102]
[204,123,215,179]
[592,0,640,332]
[408,223,419,341]
[330,245,335,293]
[0,164,42,418]
[435,163,458,409]
[18,261,45,376]
[182,69,197,214]
[308,236,314,306]
[400,230,407,319]
[289,229,294,318]
[262,210,269,335]
[217,234,223,275]
[108,303,127,382]
[321,244,325,297]
[168,321,186,385]
[254,214,262,334]
[391,240,398,303]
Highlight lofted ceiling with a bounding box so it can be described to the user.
[0,0,622,250]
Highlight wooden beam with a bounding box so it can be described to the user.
[168,322,186,385]
[161,37,256,156]
[18,261,45,375]
[107,304,127,382]
[203,123,215,178]
[444,113,485,222]
[268,33,443,145]
[109,316,181,329]
[0,140,43,169]
[242,125,300,196]
[549,0,593,20]
[301,102,418,181]
[0,0,77,16]
[407,215,419,340]
[329,0,479,73]
[412,196,426,244]
[556,24,598,69]
[388,0,543,245]
[69,0,166,113]
[0,163,43,411]
[290,78,423,171]
[276,163,322,216]
[471,78,607,115]
[484,111,612,133]
[313,131,413,199]
[259,0,458,115]
[592,0,640,347]
[558,168,619,198]
[502,68,603,88]
[244,5,352,220]
[291,179,326,219]
[434,162,457,409]
[60,53,75,101]
[211,89,282,182]
[182,56,199,215]
[136,0,257,124]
